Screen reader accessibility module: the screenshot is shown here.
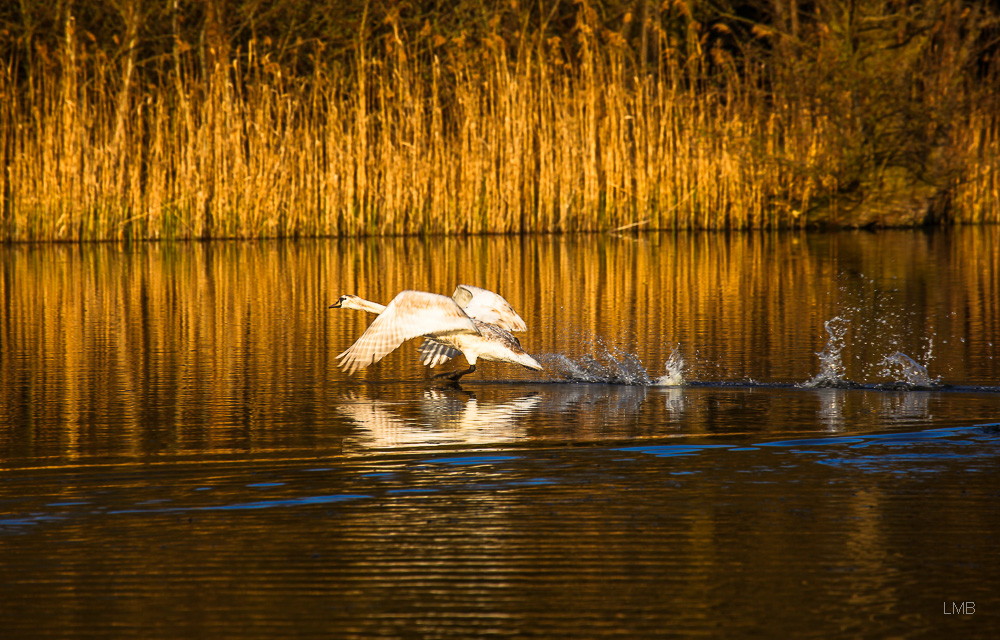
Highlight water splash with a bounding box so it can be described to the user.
[801,317,853,388]
[800,316,944,389]
[539,317,951,390]
[877,351,941,389]
[541,341,685,387]
[542,351,651,385]
[652,345,685,386]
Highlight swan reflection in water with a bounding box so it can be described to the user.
[335,388,541,452]
[333,383,690,452]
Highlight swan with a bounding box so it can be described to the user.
[331,285,526,330]
[332,284,529,368]
[330,288,541,381]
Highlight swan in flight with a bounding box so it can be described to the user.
[331,285,526,330]
[330,286,541,381]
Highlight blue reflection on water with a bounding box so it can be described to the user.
[754,426,990,449]
[614,444,730,457]
[109,493,371,514]
[612,424,999,476]
[756,437,869,447]
[427,455,522,466]
[816,452,985,473]
[3,425,995,534]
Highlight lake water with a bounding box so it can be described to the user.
[1,229,998,637]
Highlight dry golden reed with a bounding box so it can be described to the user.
[1,14,997,241]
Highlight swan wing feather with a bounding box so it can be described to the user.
[452,284,528,332]
[338,291,477,374]
[418,339,461,367]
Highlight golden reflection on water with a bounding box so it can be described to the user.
[2,228,999,460]
[2,230,999,639]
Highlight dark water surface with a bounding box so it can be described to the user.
[2,230,998,638]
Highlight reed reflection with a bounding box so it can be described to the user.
[2,228,999,463]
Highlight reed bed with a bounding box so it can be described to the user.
[1,9,997,240]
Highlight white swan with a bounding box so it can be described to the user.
[330,288,541,381]
[332,284,529,368]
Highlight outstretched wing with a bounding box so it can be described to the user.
[337,291,478,374]
[417,339,462,368]
[452,284,528,332]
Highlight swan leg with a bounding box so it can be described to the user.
[432,364,477,381]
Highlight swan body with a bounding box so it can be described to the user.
[417,284,527,365]
[330,288,541,380]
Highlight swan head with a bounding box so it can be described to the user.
[329,294,387,315]
[329,294,365,310]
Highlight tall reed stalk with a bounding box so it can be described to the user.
[1,8,997,240]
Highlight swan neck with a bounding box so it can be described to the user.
[354,298,387,314]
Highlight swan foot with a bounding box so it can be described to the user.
[433,364,476,381]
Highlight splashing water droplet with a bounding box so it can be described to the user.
[801,317,852,388]
[541,348,649,385]
[653,345,685,386]
[878,351,940,388]
[541,341,685,386]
